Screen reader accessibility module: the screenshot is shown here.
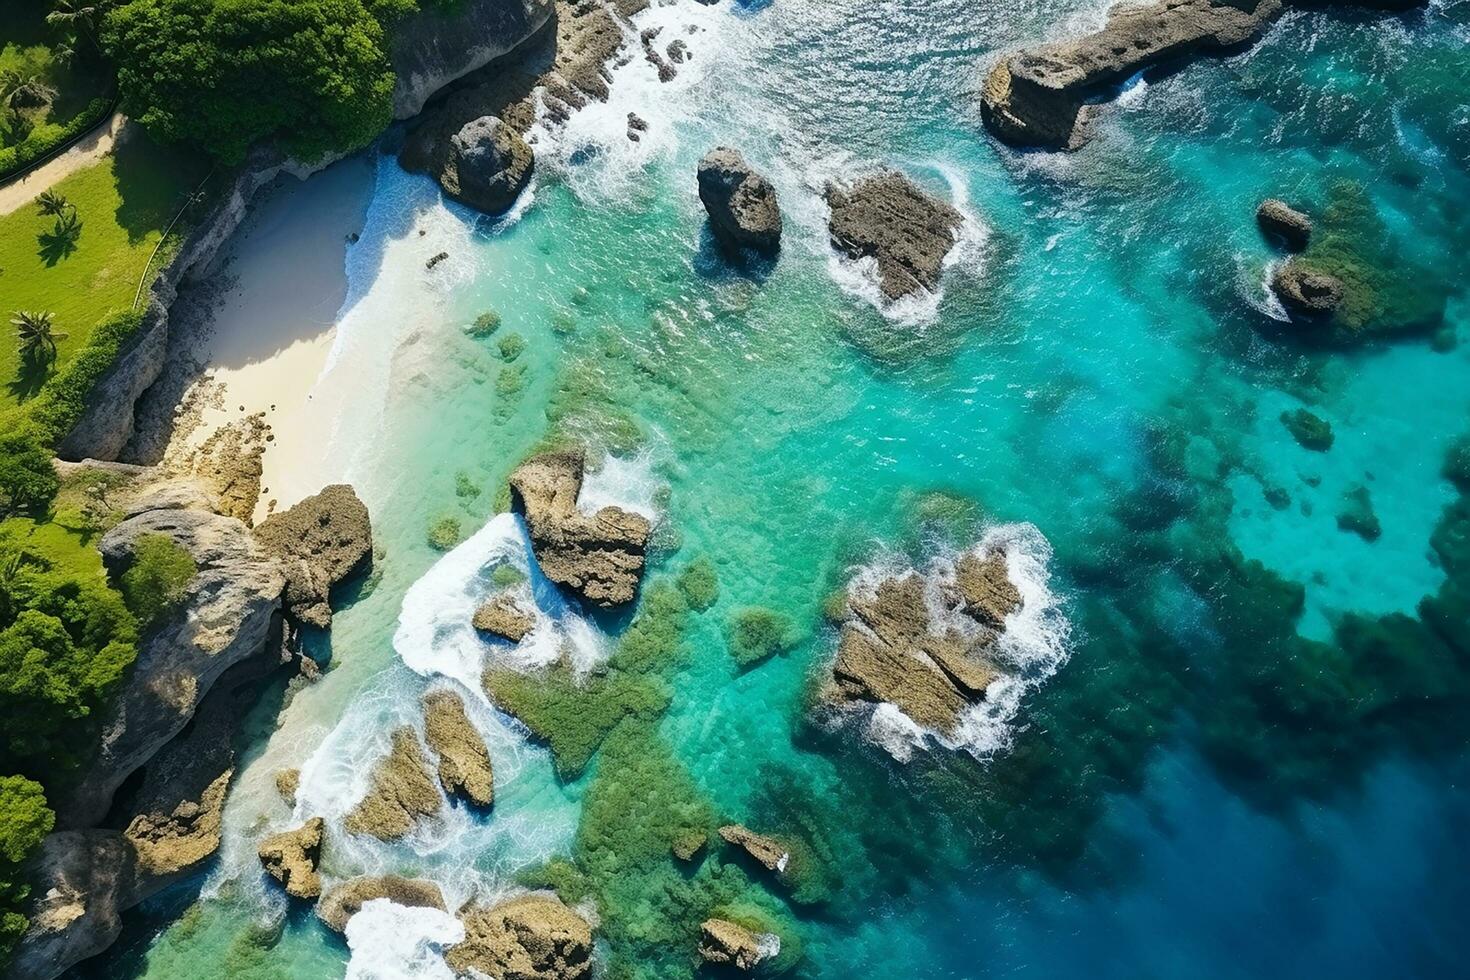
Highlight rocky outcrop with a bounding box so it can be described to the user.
[316,876,447,933]
[343,728,443,840]
[820,549,1022,735]
[6,832,140,980]
[1273,261,1345,316]
[253,484,373,628]
[1257,199,1311,251]
[61,482,286,828]
[257,817,325,900]
[473,592,537,642]
[275,768,301,806]
[390,0,556,118]
[446,894,594,980]
[718,825,789,873]
[826,171,962,301]
[697,147,782,255]
[699,918,768,971]
[509,450,651,608]
[422,691,495,807]
[439,115,535,215]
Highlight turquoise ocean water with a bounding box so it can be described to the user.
[78,1,1470,977]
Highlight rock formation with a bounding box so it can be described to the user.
[826,171,962,301]
[1257,198,1312,251]
[699,918,768,971]
[718,825,789,873]
[257,817,325,900]
[254,484,373,628]
[1273,261,1345,317]
[509,450,651,608]
[343,728,443,840]
[473,592,537,642]
[697,147,782,254]
[316,876,447,933]
[820,549,1022,735]
[446,894,594,980]
[275,768,301,806]
[422,691,495,807]
[390,0,556,118]
[440,115,535,215]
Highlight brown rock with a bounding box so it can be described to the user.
[718,825,788,872]
[953,551,1022,629]
[343,728,442,840]
[699,918,766,971]
[1273,262,1345,316]
[445,894,593,980]
[254,484,373,628]
[124,770,231,879]
[258,817,325,900]
[422,691,494,807]
[671,829,707,862]
[316,876,447,933]
[275,768,301,806]
[509,450,651,608]
[472,593,537,642]
[441,115,535,215]
[697,147,782,255]
[1256,198,1312,251]
[826,171,961,301]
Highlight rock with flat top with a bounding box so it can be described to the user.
[343,728,442,840]
[253,484,372,628]
[718,825,788,872]
[316,876,446,933]
[473,593,537,642]
[1256,199,1312,251]
[509,450,651,607]
[275,768,301,806]
[257,817,325,899]
[954,551,1022,629]
[1273,262,1345,316]
[826,171,961,301]
[422,691,494,807]
[699,918,767,971]
[697,147,782,254]
[446,894,594,980]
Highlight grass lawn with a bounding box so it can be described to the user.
[0,5,114,156]
[0,514,108,582]
[0,128,209,410]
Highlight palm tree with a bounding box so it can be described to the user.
[36,191,71,218]
[12,311,66,364]
[46,1,104,54]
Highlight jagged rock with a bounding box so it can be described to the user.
[509,450,651,608]
[672,829,707,861]
[422,691,494,807]
[5,832,140,980]
[343,728,443,840]
[276,768,301,806]
[446,894,594,980]
[62,489,286,828]
[826,171,961,301]
[1257,199,1312,251]
[441,115,535,215]
[980,0,1286,149]
[473,593,537,642]
[953,551,1022,629]
[254,484,373,628]
[123,770,231,881]
[697,147,782,255]
[316,876,447,933]
[718,825,788,873]
[390,0,556,118]
[823,560,1012,734]
[699,918,767,971]
[257,817,325,900]
[1273,262,1345,316]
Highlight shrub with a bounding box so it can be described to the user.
[0,775,54,962]
[726,607,796,668]
[0,427,59,517]
[118,533,197,628]
[427,515,461,550]
[0,97,114,180]
[26,309,145,445]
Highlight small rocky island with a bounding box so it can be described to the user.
[697,146,782,254]
[826,170,962,301]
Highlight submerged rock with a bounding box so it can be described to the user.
[343,728,443,840]
[825,170,961,301]
[1257,198,1312,251]
[422,690,494,807]
[446,894,594,980]
[257,817,325,900]
[718,824,789,873]
[1273,262,1345,317]
[472,592,537,642]
[254,484,373,628]
[699,918,768,971]
[316,876,446,933]
[697,147,782,254]
[671,829,707,861]
[1280,408,1334,452]
[509,450,651,608]
[1337,485,1382,541]
[442,115,535,215]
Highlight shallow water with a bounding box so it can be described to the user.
[80,1,1470,977]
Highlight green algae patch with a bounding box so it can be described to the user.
[1336,485,1381,541]
[726,607,797,669]
[426,516,462,551]
[1279,408,1333,452]
[467,310,502,337]
[676,556,719,612]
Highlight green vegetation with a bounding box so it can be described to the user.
[0,775,53,960]
[0,4,114,176]
[118,532,196,628]
[496,332,526,361]
[0,429,58,518]
[726,606,796,669]
[453,471,480,499]
[1279,407,1333,452]
[426,515,461,550]
[676,555,718,611]
[467,310,501,337]
[490,563,524,588]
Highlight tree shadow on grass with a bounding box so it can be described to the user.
[36,222,81,265]
[6,357,52,402]
[111,126,213,245]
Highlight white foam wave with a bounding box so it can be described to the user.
[345,900,465,980]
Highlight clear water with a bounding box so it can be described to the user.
[80,1,1470,978]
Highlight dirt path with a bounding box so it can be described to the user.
[0,112,129,217]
